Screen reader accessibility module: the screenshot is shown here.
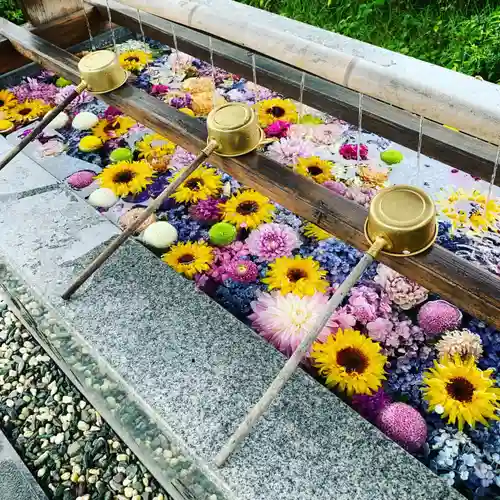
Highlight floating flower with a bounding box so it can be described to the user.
[0,89,17,110]
[249,292,337,356]
[255,98,298,127]
[54,85,93,110]
[222,190,275,229]
[191,91,225,116]
[136,133,176,161]
[380,149,403,165]
[181,77,214,94]
[264,120,291,139]
[422,355,500,431]
[226,259,259,283]
[351,389,392,423]
[189,197,222,223]
[92,116,136,142]
[162,241,214,279]
[246,223,301,261]
[311,328,387,395]
[294,156,335,184]
[436,329,483,361]
[151,84,170,96]
[302,223,332,241]
[358,166,388,188]
[311,123,347,145]
[418,300,462,336]
[169,166,222,204]
[374,264,428,310]
[339,143,368,160]
[8,99,50,124]
[262,255,328,296]
[119,50,153,72]
[118,207,156,233]
[95,160,154,197]
[209,222,237,246]
[323,180,347,196]
[267,137,314,166]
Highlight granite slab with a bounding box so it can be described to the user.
[0,156,463,500]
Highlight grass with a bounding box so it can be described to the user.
[236,0,500,82]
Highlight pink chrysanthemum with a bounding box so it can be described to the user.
[267,138,314,166]
[225,259,259,283]
[374,264,428,310]
[264,120,291,139]
[151,84,170,96]
[246,223,301,261]
[249,292,338,357]
[55,85,94,110]
[417,300,462,336]
[12,77,58,105]
[189,197,222,222]
[377,403,427,452]
[208,241,250,282]
[339,143,368,160]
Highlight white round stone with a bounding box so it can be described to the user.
[72,111,99,130]
[88,188,118,209]
[142,221,178,249]
[47,111,69,130]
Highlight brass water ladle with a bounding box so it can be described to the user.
[0,50,127,171]
[215,185,437,466]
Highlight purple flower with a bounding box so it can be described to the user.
[169,93,192,109]
[344,186,377,208]
[151,84,170,95]
[103,105,123,120]
[323,180,347,196]
[208,241,250,283]
[225,259,259,283]
[246,223,301,261]
[418,300,462,337]
[351,389,392,423]
[169,148,196,172]
[12,77,58,104]
[348,285,392,324]
[266,138,314,166]
[264,120,291,139]
[188,197,222,223]
[55,85,94,110]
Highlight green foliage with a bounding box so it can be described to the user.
[0,0,24,24]
[237,0,500,82]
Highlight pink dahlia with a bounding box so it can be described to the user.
[264,120,291,139]
[417,300,462,336]
[267,138,314,166]
[374,264,428,310]
[339,143,368,160]
[249,292,337,357]
[348,285,391,324]
[246,223,301,261]
[225,259,259,283]
[377,403,427,452]
[189,198,222,222]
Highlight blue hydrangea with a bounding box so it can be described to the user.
[160,205,208,242]
[272,204,302,231]
[215,280,262,320]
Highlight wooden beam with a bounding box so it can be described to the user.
[89,0,500,187]
[1,19,499,329]
[0,8,107,74]
[19,0,81,25]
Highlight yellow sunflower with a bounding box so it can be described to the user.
[255,98,298,127]
[162,241,214,279]
[303,222,332,241]
[295,156,335,184]
[95,160,154,197]
[422,355,500,431]
[8,99,50,124]
[0,89,17,111]
[262,255,328,296]
[92,116,136,142]
[222,190,275,229]
[311,329,387,396]
[169,166,222,204]
[136,133,176,161]
[119,50,153,72]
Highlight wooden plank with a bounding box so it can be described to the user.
[0,9,107,74]
[89,0,499,187]
[19,0,81,25]
[1,19,499,329]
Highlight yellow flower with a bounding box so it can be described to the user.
[136,133,176,161]
[262,255,328,296]
[169,166,222,204]
[311,329,387,396]
[303,222,332,241]
[191,91,225,117]
[119,50,152,72]
[359,166,388,188]
[0,89,17,110]
[422,355,500,431]
[295,156,335,184]
[92,116,136,142]
[222,190,275,229]
[162,241,214,279]
[8,99,50,124]
[255,98,298,127]
[95,160,154,196]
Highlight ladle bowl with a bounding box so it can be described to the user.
[78,50,128,94]
[365,184,437,256]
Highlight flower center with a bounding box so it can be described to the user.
[126,56,140,62]
[336,347,369,374]
[0,100,4,107]
[287,268,307,282]
[185,178,202,191]
[307,165,323,176]
[236,200,259,215]
[236,264,248,275]
[113,169,136,184]
[104,121,121,133]
[267,106,285,118]
[178,253,194,264]
[18,107,32,116]
[446,377,475,403]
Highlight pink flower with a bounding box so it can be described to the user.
[249,292,338,357]
[246,223,301,261]
[151,84,170,95]
[189,198,222,222]
[288,124,313,140]
[225,259,259,283]
[329,305,356,331]
[339,143,368,160]
[366,318,393,342]
[12,77,58,104]
[264,120,291,139]
[208,241,250,282]
[267,138,314,166]
[311,123,347,145]
[374,264,428,310]
[323,180,347,196]
[55,85,94,110]
[169,148,196,172]
[418,300,462,336]
[348,285,391,324]
[103,105,123,120]
[344,186,376,208]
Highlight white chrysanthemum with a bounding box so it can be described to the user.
[436,329,483,360]
[115,40,152,55]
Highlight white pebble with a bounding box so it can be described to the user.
[142,221,178,249]
[116,454,128,462]
[61,472,71,481]
[88,188,118,209]
[72,111,98,130]
[77,421,89,431]
[62,395,72,404]
[5,399,14,408]
[124,487,134,498]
